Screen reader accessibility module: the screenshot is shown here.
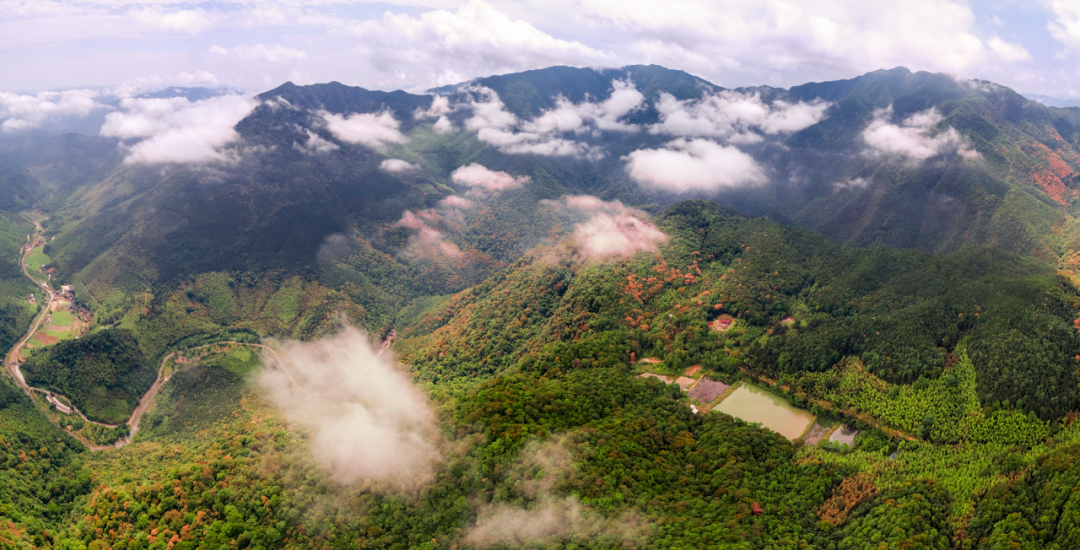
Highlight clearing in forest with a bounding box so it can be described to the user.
[709,314,736,332]
[829,425,859,446]
[802,421,832,445]
[637,372,698,391]
[688,378,730,404]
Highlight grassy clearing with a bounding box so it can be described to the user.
[25,247,49,273]
[50,310,74,326]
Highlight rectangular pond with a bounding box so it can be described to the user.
[712,383,816,441]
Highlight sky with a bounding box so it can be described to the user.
[1,0,1080,118]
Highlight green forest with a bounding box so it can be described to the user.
[2,200,1080,548]
[11,64,1080,550]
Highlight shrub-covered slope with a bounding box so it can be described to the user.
[398,200,1080,422]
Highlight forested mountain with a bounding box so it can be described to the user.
[5,64,1080,548]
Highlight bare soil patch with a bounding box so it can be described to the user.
[802,422,831,445]
[34,332,59,345]
[709,315,736,332]
[688,378,730,404]
[829,425,859,446]
[674,376,696,391]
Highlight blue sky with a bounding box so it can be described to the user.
[2,1,1080,115]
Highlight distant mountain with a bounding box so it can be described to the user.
[5,65,1080,333]
[133,86,237,102]
[1023,93,1080,108]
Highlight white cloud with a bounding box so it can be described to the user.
[440,195,474,209]
[463,82,643,158]
[414,95,454,132]
[573,211,668,260]
[129,6,221,34]
[0,89,105,131]
[0,0,1054,98]
[1049,1,1080,52]
[861,106,979,161]
[451,163,529,191]
[380,158,419,172]
[294,129,339,154]
[349,0,610,89]
[650,91,830,142]
[463,86,592,157]
[258,325,441,490]
[415,95,451,119]
[987,37,1031,63]
[541,195,668,260]
[99,94,257,164]
[623,138,765,192]
[320,110,408,147]
[211,43,307,62]
[833,177,869,191]
[525,80,645,134]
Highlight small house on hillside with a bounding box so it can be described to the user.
[60,284,74,293]
[709,316,736,332]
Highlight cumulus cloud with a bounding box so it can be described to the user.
[414,95,454,132]
[462,81,643,158]
[650,91,830,142]
[862,106,979,161]
[463,86,596,157]
[1049,1,1080,52]
[99,94,257,163]
[466,440,644,548]
[986,37,1031,63]
[293,129,339,154]
[320,110,408,147]
[380,158,419,172]
[210,43,307,62]
[258,326,441,490]
[348,0,610,89]
[0,89,105,131]
[624,138,765,192]
[525,80,644,134]
[451,163,529,191]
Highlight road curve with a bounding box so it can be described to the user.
[2,214,380,451]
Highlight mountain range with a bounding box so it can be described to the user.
[3,64,1080,548]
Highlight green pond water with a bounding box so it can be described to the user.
[713,383,816,440]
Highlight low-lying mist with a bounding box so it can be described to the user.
[466,439,646,548]
[257,325,441,490]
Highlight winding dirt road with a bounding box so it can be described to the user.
[0,218,291,450]
[3,214,385,451]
